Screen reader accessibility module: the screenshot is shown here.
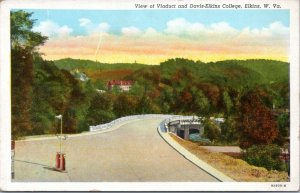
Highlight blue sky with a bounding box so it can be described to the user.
[27,9,289,36]
[16,9,290,63]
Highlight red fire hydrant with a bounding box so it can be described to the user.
[56,152,66,171]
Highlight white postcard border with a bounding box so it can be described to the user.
[0,0,299,191]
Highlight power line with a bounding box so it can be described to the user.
[94,32,102,62]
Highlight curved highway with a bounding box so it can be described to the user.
[14,118,218,182]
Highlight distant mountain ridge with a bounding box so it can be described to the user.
[53,58,289,88]
[125,58,289,89]
[54,58,150,71]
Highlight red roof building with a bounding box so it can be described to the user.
[108,80,134,91]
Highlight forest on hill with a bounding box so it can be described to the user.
[11,10,290,172]
[54,58,150,88]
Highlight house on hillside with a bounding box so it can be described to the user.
[96,89,106,93]
[71,68,89,82]
[211,117,225,125]
[108,80,134,92]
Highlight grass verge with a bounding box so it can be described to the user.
[169,133,289,182]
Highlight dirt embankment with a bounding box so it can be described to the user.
[169,133,289,182]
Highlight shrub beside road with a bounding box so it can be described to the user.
[169,133,289,182]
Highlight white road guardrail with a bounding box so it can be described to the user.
[89,114,173,132]
[89,114,203,132]
[89,114,224,132]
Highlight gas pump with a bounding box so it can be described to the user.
[55,115,67,172]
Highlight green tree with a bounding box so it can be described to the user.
[193,89,210,116]
[137,96,152,114]
[94,80,106,90]
[11,49,34,138]
[223,91,233,114]
[63,72,90,133]
[11,11,47,139]
[220,116,238,143]
[159,86,174,113]
[129,82,145,96]
[31,58,80,135]
[180,89,193,111]
[111,85,122,94]
[11,11,47,50]
[87,93,116,125]
[203,119,221,142]
[244,144,284,171]
[277,113,289,137]
[198,83,221,110]
[113,94,138,117]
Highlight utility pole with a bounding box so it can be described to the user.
[60,115,62,164]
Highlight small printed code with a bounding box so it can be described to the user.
[271,184,286,188]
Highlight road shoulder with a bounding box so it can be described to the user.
[157,121,235,182]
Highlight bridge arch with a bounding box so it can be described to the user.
[189,128,200,135]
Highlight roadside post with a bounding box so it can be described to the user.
[55,114,67,172]
[11,140,15,179]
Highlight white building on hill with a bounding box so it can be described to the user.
[107,80,134,92]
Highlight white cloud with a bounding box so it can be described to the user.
[264,21,289,36]
[164,18,204,36]
[145,27,157,34]
[57,26,73,37]
[209,22,236,33]
[38,17,289,63]
[163,18,289,45]
[121,26,141,36]
[33,20,73,38]
[164,18,238,38]
[143,27,160,37]
[240,21,289,40]
[79,18,110,34]
[79,18,92,27]
[93,23,110,33]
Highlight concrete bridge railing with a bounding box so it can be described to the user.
[90,114,202,132]
[89,114,174,132]
[90,114,224,139]
[163,116,204,140]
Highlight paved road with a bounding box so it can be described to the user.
[13,118,218,182]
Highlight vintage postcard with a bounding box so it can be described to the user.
[0,0,299,191]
